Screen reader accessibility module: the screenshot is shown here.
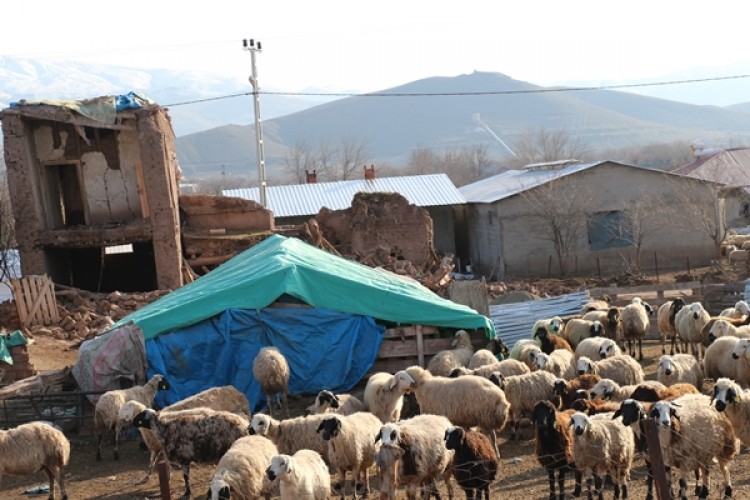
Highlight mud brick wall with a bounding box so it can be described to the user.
[0,345,37,383]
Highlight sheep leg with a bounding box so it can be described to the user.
[638,337,643,361]
[720,461,733,499]
[644,459,654,500]
[113,423,121,460]
[283,391,290,418]
[677,472,688,500]
[96,431,103,461]
[267,394,274,418]
[573,469,582,497]
[593,474,603,500]
[547,468,556,499]
[180,463,192,499]
[41,465,59,500]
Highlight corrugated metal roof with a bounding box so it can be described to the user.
[489,290,591,349]
[673,148,750,188]
[223,173,466,218]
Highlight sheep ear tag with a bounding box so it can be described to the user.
[736,395,742,403]
[583,409,589,415]
[553,421,559,430]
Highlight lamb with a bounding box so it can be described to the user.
[316,411,383,497]
[444,425,498,500]
[133,407,249,498]
[564,318,604,349]
[620,296,653,360]
[375,414,455,500]
[363,371,411,423]
[248,413,329,461]
[117,400,165,484]
[552,374,602,410]
[675,301,711,361]
[582,307,621,341]
[394,365,510,453]
[266,450,330,500]
[574,337,621,361]
[719,299,750,320]
[576,355,645,387]
[449,358,530,380]
[710,377,750,447]
[305,390,366,416]
[427,329,475,376]
[569,411,635,499]
[490,369,557,440]
[0,421,70,500]
[469,349,499,369]
[208,435,279,500]
[531,349,576,380]
[94,373,170,461]
[656,353,704,388]
[508,339,543,369]
[649,395,737,499]
[531,400,581,500]
[657,297,686,355]
[703,335,743,381]
[534,327,574,355]
[253,346,290,418]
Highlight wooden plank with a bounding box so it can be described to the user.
[10,279,27,326]
[377,338,452,359]
[134,160,150,219]
[382,326,440,340]
[45,276,60,323]
[416,325,425,368]
[24,277,48,325]
[20,278,35,326]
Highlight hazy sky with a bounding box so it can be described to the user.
[3,0,748,94]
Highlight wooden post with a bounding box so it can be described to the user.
[654,251,659,283]
[416,325,425,368]
[597,257,602,280]
[157,456,171,500]
[643,419,670,500]
[687,256,691,276]
[548,255,552,278]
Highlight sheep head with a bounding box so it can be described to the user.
[576,356,594,376]
[316,415,342,441]
[649,401,679,429]
[266,455,292,481]
[444,426,467,450]
[712,377,743,412]
[590,379,618,401]
[569,412,590,436]
[613,398,645,426]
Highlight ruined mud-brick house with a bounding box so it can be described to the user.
[458,160,723,280]
[1,94,186,292]
[223,169,468,266]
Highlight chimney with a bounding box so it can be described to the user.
[305,169,317,184]
[364,164,375,180]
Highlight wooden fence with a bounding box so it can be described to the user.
[10,275,59,327]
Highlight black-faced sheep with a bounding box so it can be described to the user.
[363,371,411,423]
[582,307,621,341]
[252,346,290,418]
[305,389,366,416]
[0,421,70,500]
[444,425,498,500]
[316,411,382,497]
[613,399,657,500]
[208,435,279,500]
[711,377,750,447]
[574,337,621,362]
[427,330,475,376]
[508,339,542,369]
[133,407,249,498]
[95,373,170,461]
[531,401,581,500]
[703,335,742,381]
[581,295,612,314]
[657,297,686,355]
[552,374,602,410]
[569,411,635,499]
[266,450,330,500]
[394,365,510,454]
[564,318,604,349]
[649,396,737,499]
[620,296,653,360]
[375,414,455,500]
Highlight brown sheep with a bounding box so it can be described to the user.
[531,400,581,499]
[534,327,573,355]
[552,374,602,409]
[444,426,499,500]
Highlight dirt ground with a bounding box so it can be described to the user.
[1,335,748,500]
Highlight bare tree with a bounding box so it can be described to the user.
[406,146,440,175]
[463,143,493,183]
[520,173,594,276]
[664,175,727,257]
[610,192,664,273]
[315,138,336,181]
[282,138,315,184]
[513,127,591,166]
[333,136,369,181]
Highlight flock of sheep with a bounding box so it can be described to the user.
[7,293,750,499]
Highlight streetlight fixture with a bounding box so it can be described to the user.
[242,38,268,208]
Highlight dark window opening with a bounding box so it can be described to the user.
[587,211,633,250]
[45,163,86,228]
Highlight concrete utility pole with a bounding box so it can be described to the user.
[243,38,268,208]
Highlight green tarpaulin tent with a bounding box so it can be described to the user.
[112,234,494,339]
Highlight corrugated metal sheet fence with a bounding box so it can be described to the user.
[489,290,591,349]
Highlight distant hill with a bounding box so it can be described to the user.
[729,102,750,114]
[175,71,750,176]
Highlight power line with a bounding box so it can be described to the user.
[163,73,750,107]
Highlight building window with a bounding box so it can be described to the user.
[587,211,633,250]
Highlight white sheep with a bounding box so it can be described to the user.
[394,365,510,454]
[316,411,383,497]
[650,395,737,499]
[449,358,530,380]
[133,407,250,498]
[491,369,557,441]
[708,318,750,343]
[720,300,750,320]
[531,316,564,338]
[656,354,703,388]
[0,421,70,500]
[620,297,652,360]
[469,349,499,369]
[249,413,329,460]
[162,385,252,417]
[209,435,279,500]
[426,330,475,376]
[675,301,711,361]
[576,355,644,387]
[94,373,169,461]
[531,350,576,380]
[731,338,750,388]
[266,450,330,500]
[728,247,749,267]
[564,318,604,349]
[582,307,621,341]
[703,335,742,381]
[253,346,290,418]
[657,297,686,355]
[574,337,621,362]
[710,377,750,447]
[305,390,366,416]
[569,412,635,499]
[363,371,411,423]
[375,414,455,500]
[508,339,542,369]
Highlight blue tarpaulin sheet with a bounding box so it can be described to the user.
[145,307,385,413]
